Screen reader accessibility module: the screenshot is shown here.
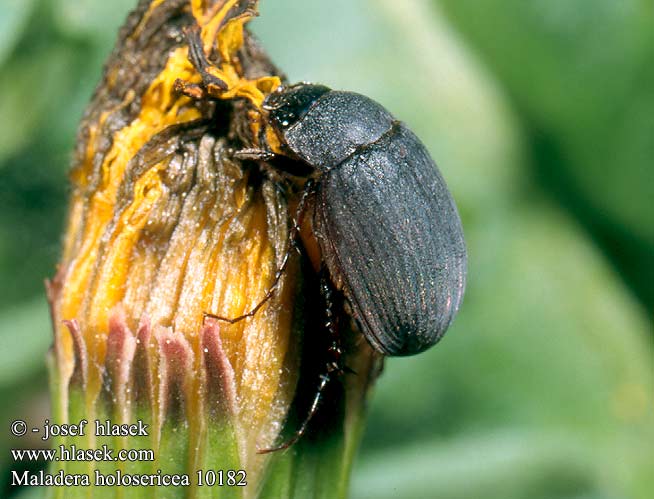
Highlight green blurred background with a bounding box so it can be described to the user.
[1,0,652,497]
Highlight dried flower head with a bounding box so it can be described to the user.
[47,0,379,496]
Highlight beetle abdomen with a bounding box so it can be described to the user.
[314,122,466,356]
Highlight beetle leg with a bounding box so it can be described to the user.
[320,269,358,375]
[257,374,329,454]
[233,148,315,177]
[257,267,345,454]
[202,179,316,325]
[320,267,345,373]
[257,373,332,454]
[233,148,276,162]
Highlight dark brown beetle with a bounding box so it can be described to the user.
[262,83,467,356]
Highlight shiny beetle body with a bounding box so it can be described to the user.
[264,84,467,356]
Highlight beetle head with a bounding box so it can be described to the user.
[264,83,330,132]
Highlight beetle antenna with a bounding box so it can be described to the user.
[203,179,316,325]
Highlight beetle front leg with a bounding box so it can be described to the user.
[232,148,277,162]
[233,148,315,177]
[202,180,315,325]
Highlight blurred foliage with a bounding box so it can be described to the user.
[0,0,652,498]
[437,0,654,313]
